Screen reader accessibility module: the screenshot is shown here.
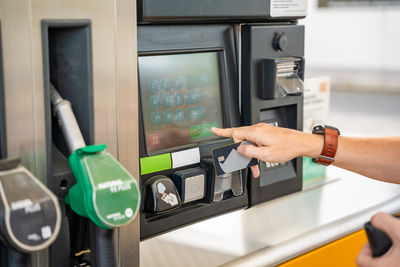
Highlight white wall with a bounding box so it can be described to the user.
[301,1,400,71]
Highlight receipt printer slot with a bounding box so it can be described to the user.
[261,57,304,100]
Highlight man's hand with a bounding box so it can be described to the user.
[357,212,400,267]
[211,123,322,177]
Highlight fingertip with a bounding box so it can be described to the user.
[210,127,219,133]
[250,165,260,178]
[237,145,245,153]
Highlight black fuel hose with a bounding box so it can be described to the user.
[93,226,117,267]
[6,248,31,267]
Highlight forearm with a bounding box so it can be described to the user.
[300,134,400,183]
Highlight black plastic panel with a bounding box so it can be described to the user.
[138,0,304,23]
[0,22,6,159]
[41,19,93,195]
[138,25,248,239]
[241,24,304,207]
[41,20,94,267]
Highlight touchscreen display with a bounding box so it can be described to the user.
[138,52,224,154]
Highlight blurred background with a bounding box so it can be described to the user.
[303,0,400,93]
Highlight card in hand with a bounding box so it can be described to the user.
[212,141,258,176]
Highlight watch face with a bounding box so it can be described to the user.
[312,125,325,135]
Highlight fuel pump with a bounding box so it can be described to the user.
[0,157,61,267]
[49,84,140,265]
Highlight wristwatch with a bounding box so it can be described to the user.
[312,125,340,166]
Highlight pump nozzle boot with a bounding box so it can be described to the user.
[0,158,61,253]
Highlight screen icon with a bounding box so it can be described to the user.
[149,133,161,146]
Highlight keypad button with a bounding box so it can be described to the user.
[162,94,173,107]
[163,110,174,124]
[147,79,159,93]
[149,133,161,146]
[151,112,162,126]
[174,93,184,106]
[149,95,160,109]
[187,107,204,121]
[175,109,185,122]
[185,90,203,104]
[172,76,187,90]
[159,78,170,92]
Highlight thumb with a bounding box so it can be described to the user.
[237,144,268,162]
[371,212,400,245]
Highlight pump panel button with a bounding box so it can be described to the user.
[273,32,287,52]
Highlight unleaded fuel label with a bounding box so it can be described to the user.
[0,172,58,248]
[84,152,140,227]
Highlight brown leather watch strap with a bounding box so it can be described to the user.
[312,125,340,166]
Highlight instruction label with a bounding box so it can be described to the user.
[270,0,307,17]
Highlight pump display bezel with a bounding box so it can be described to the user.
[137,24,247,240]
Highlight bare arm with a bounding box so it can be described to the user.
[211,124,400,183]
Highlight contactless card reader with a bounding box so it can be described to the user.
[145,175,181,214]
[0,158,61,253]
[173,168,206,203]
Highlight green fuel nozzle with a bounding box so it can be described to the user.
[50,84,140,229]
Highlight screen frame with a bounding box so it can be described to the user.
[138,48,231,156]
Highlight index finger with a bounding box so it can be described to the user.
[212,126,252,143]
[211,127,234,138]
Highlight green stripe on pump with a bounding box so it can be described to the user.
[140,153,172,175]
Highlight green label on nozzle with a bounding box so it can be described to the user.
[66,147,140,229]
[84,153,140,228]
